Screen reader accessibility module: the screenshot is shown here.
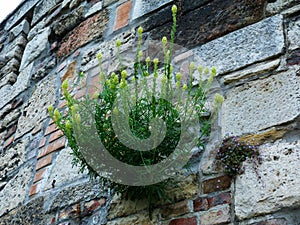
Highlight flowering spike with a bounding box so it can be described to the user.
[172,5,177,14]
[116,39,122,47]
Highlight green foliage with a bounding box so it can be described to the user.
[216,135,260,177]
[48,4,223,218]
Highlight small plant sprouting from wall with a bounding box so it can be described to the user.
[216,135,260,177]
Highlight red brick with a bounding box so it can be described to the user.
[58,100,67,109]
[4,124,17,139]
[169,216,197,225]
[29,182,41,196]
[193,192,231,212]
[33,168,47,183]
[161,200,190,219]
[4,135,14,149]
[45,123,59,135]
[202,175,231,194]
[114,1,132,31]
[59,203,81,220]
[57,10,108,58]
[38,138,66,159]
[49,130,64,143]
[74,88,86,99]
[36,154,53,170]
[199,204,230,225]
[39,137,46,148]
[82,198,106,216]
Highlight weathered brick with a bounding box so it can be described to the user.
[193,192,231,212]
[169,216,197,225]
[199,204,230,225]
[161,200,191,219]
[57,10,109,58]
[45,123,59,136]
[58,203,81,220]
[114,1,132,31]
[33,168,47,183]
[38,138,66,159]
[74,88,86,99]
[4,124,17,139]
[36,154,53,171]
[202,176,231,194]
[82,198,106,216]
[287,49,300,66]
[132,0,171,20]
[29,182,41,196]
[39,137,47,148]
[4,135,14,149]
[49,130,64,143]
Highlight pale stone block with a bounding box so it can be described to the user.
[132,0,172,20]
[194,15,284,75]
[235,140,300,219]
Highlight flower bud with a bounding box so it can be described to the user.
[48,104,54,114]
[121,70,127,79]
[162,36,167,44]
[197,66,203,74]
[176,72,181,81]
[62,80,68,92]
[116,39,122,47]
[182,84,188,91]
[190,62,195,71]
[172,5,178,14]
[97,53,103,60]
[138,26,143,35]
[138,50,143,59]
[204,67,209,74]
[146,56,151,64]
[211,66,217,75]
[153,58,159,65]
[65,120,72,131]
[214,93,224,104]
[54,109,61,121]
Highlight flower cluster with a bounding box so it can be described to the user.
[216,135,259,177]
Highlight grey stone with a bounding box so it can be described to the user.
[15,74,56,139]
[287,18,300,51]
[194,15,284,75]
[223,59,281,84]
[20,27,50,71]
[103,0,118,7]
[222,68,300,136]
[27,18,46,41]
[235,140,300,219]
[266,0,300,14]
[85,2,103,17]
[0,165,33,217]
[0,63,33,112]
[31,0,59,25]
[4,0,39,31]
[0,108,21,130]
[44,148,83,190]
[132,0,172,20]
[9,19,30,40]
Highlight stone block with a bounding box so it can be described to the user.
[161,200,191,219]
[222,69,300,136]
[57,9,109,58]
[0,62,33,110]
[132,0,171,21]
[32,0,59,25]
[44,147,82,190]
[202,175,231,194]
[9,19,30,39]
[114,1,132,31]
[194,15,284,75]
[266,0,300,14]
[0,165,33,217]
[15,74,56,139]
[235,140,300,219]
[85,1,103,17]
[20,27,50,70]
[150,0,266,48]
[287,17,300,51]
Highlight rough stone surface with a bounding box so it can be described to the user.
[132,0,172,20]
[44,147,82,190]
[85,1,103,17]
[287,16,300,50]
[235,140,300,219]
[0,63,33,110]
[20,27,50,70]
[266,0,300,14]
[0,165,33,217]
[199,204,230,225]
[194,15,284,75]
[15,75,56,139]
[222,68,300,136]
[32,0,59,25]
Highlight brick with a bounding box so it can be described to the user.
[169,216,197,225]
[82,198,106,216]
[45,123,59,135]
[250,218,288,225]
[4,135,14,149]
[33,168,47,183]
[39,137,47,148]
[161,200,190,219]
[4,124,17,139]
[29,182,41,196]
[36,154,53,171]
[202,176,231,194]
[199,204,230,225]
[38,138,66,159]
[193,192,231,212]
[74,88,86,99]
[57,9,109,58]
[58,203,81,220]
[114,1,132,31]
[287,49,300,66]
[49,130,64,143]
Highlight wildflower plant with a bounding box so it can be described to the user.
[48,4,223,217]
[216,135,260,177]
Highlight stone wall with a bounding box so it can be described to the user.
[0,0,300,224]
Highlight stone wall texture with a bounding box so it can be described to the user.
[0,0,300,224]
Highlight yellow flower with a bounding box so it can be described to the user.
[54,109,61,121]
[138,50,143,59]
[65,120,72,131]
[153,58,159,65]
[176,72,181,81]
[162,36,167,44]
[182,84,188,91]
[121,70,127,79]
[204,67,209,74]
[62,80,68,92]
[190,62,195,71]
[211,66,217,75]
[176,81,181,88]
[48,104,54,114]
[197,66,203,74]
[146,56,151,64]
[214,93,224,104]
[97,53,103,60]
